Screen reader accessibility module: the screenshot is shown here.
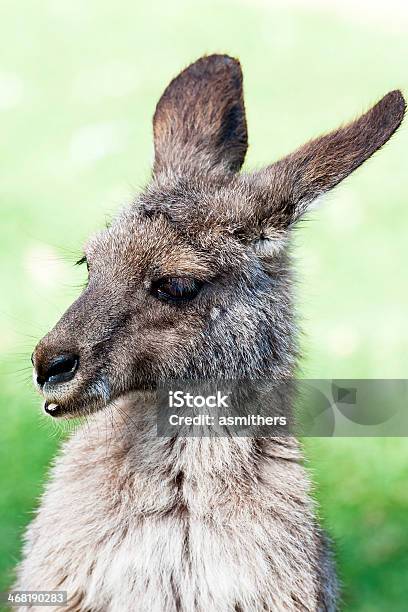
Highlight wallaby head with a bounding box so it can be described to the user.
[32,55,405,418]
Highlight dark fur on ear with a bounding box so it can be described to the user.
[153,54,248,176]
[247,90,406,229]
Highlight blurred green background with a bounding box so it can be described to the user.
[0,0,407,610]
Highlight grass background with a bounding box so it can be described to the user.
[0,0,407,610]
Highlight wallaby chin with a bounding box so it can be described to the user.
[17,54,404,611]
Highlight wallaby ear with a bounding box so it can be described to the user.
[247,90,406,230]
[153,55,248,175]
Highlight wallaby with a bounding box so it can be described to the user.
[15,55,405,611]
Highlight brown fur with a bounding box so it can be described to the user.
[15,55,405,611]
[153,55,248,174]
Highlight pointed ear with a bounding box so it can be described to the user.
[248,90,405,229]
[152,55,248,175]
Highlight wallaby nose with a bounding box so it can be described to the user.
[36,353,79,387]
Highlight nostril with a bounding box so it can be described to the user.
[47,354,78,380]
[37,353,79,386]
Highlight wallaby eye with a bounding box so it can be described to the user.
[151,277,203,303]
[75,255,90,283]
[75,255,89,272]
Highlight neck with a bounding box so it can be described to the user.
[98,388,300,471]
[79,391,308,521]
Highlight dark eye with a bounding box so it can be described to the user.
[151,277,203,303]
[75,255,89,272]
